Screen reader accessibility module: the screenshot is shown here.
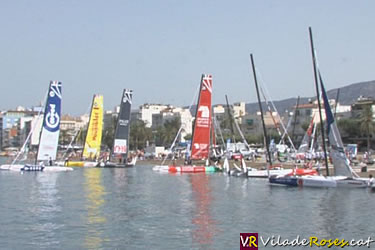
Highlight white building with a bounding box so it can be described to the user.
[152,106,193,142]
[138,104,170,128]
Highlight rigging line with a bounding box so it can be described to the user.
[279,114,293,144]
[213,116,225,148]
[232,114,251,150]
[255,67,296,151]
[12,90,49,165]
[60,101,93,160]
[161,82,201,165]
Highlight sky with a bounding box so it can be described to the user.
[1,0,375,115]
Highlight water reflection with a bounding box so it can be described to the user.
[190,174,217,248]
[84,168,107,249]
[110,168,128,189]
[29,173,62,248]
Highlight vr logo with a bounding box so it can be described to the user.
[240,233,258,250]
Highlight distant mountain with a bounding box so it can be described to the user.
[186,80,375,115]
[245,80,375,114]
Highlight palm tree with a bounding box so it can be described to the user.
[102,116,117,150]
[360,105,374,152]
[130,120,152,150]
[162,118,181,147]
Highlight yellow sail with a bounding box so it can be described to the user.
[82,95,103,160]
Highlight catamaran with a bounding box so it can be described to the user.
[98,89,136,168]
[63,94,104,167]
[270,28,369,188]
[0,81,73,172]
[153,74,219,173]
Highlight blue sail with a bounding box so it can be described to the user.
[319,73,353,177]
[37,81,62,161]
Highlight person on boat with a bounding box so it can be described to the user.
[368,174,374,186]
[314,160,321,175]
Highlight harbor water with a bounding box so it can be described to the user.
[0,157,374,249]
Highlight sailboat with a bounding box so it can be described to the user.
[249,54,317,180]
[0,81,73,172]
[98,89,136,168]
[153,74,219,173]
[292,74,368,188]
[64,94,104,167]
[270,28,368,188]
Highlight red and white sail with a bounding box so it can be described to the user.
[191,74,212,160]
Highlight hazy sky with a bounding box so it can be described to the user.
[1,0,374,115]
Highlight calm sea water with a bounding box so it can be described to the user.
[0,156,374,250]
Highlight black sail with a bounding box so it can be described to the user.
[112,89,132,164]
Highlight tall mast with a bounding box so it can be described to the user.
[309,27,329,176]
[190,75,204,155]
[35,81,52,165]
[250,54,272,177]
[81,94,95,159]
[291,96,300,145]
[225,95,235,143]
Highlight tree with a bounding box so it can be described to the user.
[359,105,374,152]
[59,129,70,146]
[337,118,360,141]
[130,120,152,150]
[102,116,117,150]
[153,118,181,147]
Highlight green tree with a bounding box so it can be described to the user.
[130,120,152,150]
[337,118,360,140]
[102,116,117,150]
[359,105,374,152]
[154,118,181,147]
[59,129,69,146]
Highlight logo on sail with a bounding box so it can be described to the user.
[113,139,127,154]
[123,89,133,104]
[202,75,212,93]
[45,104,60,130]
[196,105,210,128]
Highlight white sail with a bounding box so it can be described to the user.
[320,74,354,177]
[37,81,62,161]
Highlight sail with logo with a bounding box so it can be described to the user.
[153,74,220,173]
[0,81,73,171]
[191,74,213,160]
[36,81,62,161]
[63,94,103,167]
[99,89,136,167]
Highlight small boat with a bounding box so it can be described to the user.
[98,89,135,168]
[0,81,73,172]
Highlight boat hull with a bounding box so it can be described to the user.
[61,161,97,167]
[153,165,219,173]
[247,169,292,178]
[0,164,73,172]
[269,175,298,186]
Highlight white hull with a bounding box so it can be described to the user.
[298,175,368,188]
[247,168,291,178]
[0,164,73,172]
[153,165,170,172]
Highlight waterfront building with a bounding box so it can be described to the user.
[351,96,375,120]
[152,106,192,142]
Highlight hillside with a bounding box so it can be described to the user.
[245,80,375,114]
